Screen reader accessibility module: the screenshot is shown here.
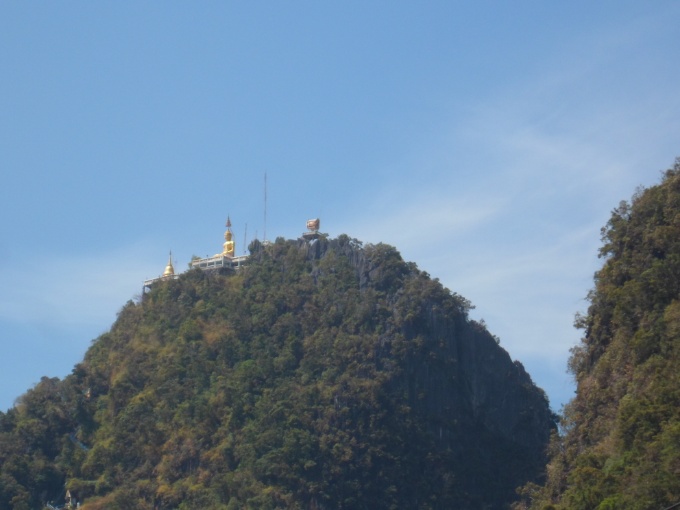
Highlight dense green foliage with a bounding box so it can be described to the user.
[518,160,680,510]
[1,235,553,509]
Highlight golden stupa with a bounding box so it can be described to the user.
[162,251,175,277]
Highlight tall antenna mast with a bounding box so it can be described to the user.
[264,172,268,243]
[243,223,248,254]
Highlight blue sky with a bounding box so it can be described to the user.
[1,2,679,413]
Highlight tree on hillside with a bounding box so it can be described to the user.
[518,158,680,510]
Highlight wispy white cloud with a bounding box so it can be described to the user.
[0,242,162,331]
[338,8,680,410]
[345,192,504,250]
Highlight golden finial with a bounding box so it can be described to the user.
[163,251,175,277]
[222,216,235,257]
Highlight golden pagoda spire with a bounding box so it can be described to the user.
[222,216,235,257]
[163,251,175,277]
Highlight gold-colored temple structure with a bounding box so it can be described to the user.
[143,251,179,290]
[162,252,175,277]
[302,218,321,240]
[222,216,235,257]
[189,216,248,272]
[144,216,320,292]
[143,217,246,292]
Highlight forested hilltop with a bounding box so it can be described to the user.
[517,160,680,510]
[0,235,554,510]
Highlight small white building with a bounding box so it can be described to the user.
[143,216,249,292]
[189,216,248,272]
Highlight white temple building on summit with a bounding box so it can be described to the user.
[190,216,248,272]
[143,216,248,292]
[143,217,320,292]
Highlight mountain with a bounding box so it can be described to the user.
[517,160,680,510]
[0,234,555,510]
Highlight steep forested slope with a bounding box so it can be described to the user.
[0,235,554,509]
[519,160,680,510]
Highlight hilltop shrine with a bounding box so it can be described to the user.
[143,217,321,292]
[189,216,249,272]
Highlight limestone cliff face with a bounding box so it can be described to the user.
[1,235,555,510]
[301,235,552,437]
[282,235,555,507]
